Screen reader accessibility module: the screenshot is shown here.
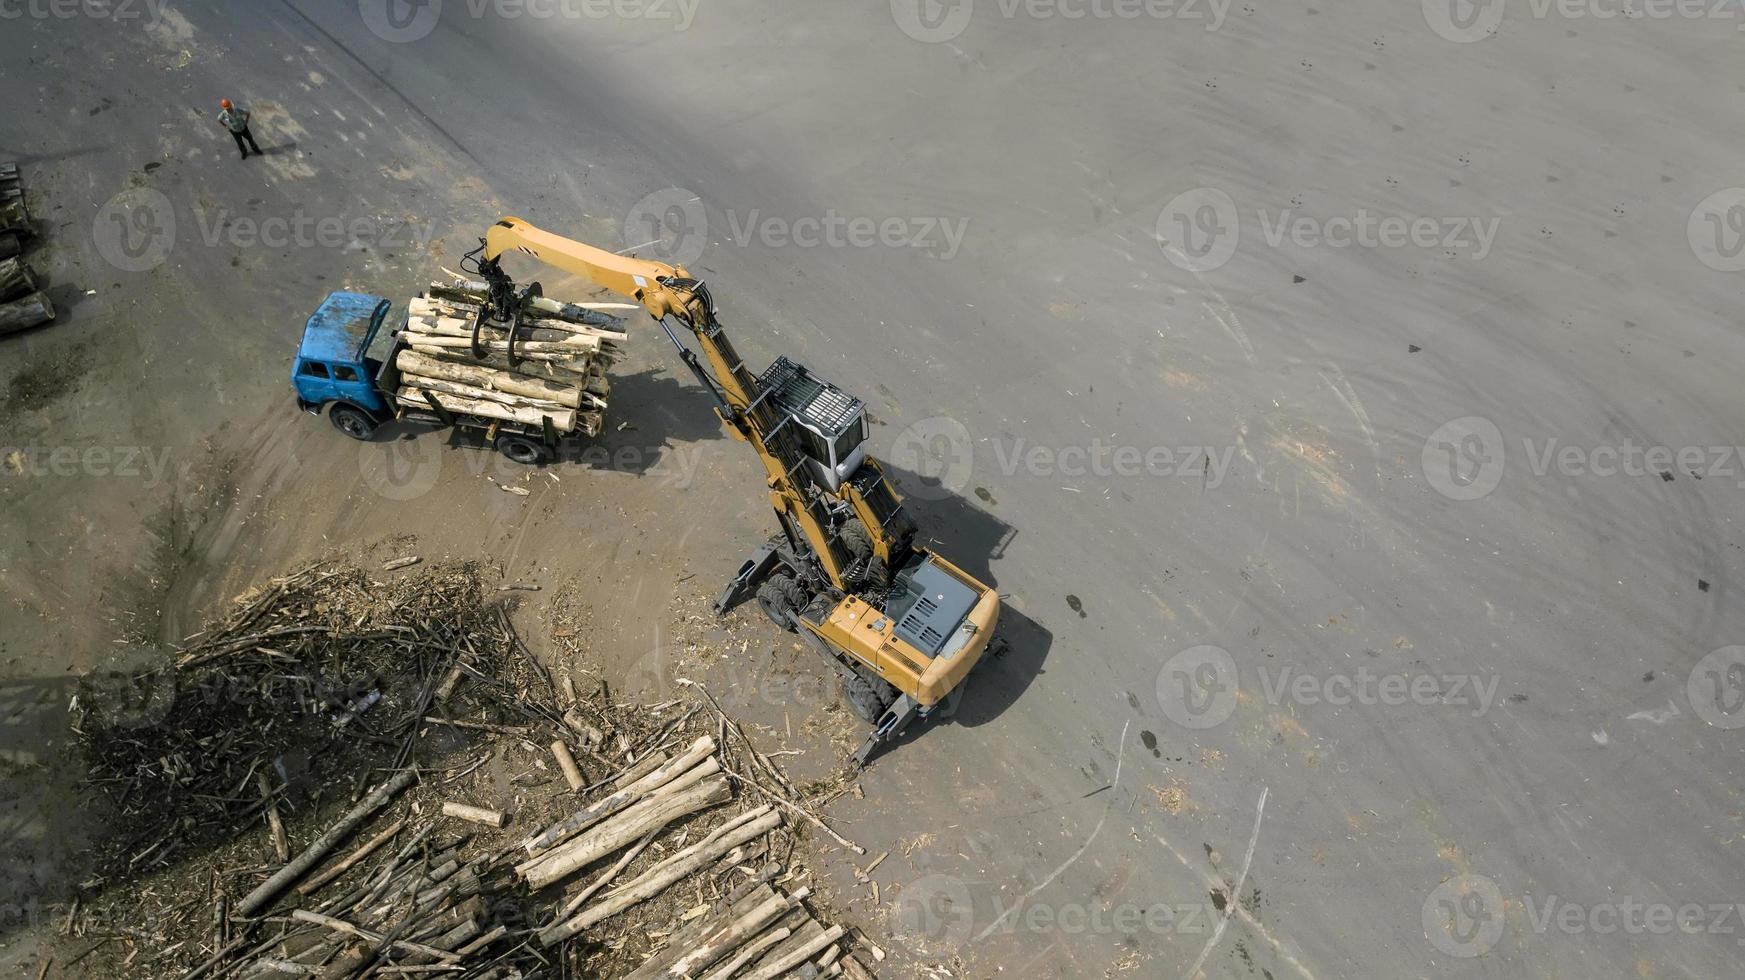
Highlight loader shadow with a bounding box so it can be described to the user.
[0,674,88,946]
[877,463,1016,587]
[553,366,727,475]
[871,465,1049,739]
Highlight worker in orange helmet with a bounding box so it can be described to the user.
[217,98,262,160]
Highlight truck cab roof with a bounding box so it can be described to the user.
[300,292,390,365]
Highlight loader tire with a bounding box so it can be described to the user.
[756,574,806,632]
[841,669,898,725]
[841,520,888,589]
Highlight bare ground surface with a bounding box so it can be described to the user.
[4,3,1745,979]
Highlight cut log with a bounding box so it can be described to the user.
[405,313,605,349]
[298,817,406,896]
[611,750,671,791]
[237,770,418,916]
[522,775,732,890]
[552,741,586,791]
[738,924,845,980]
[394,374,567,411]
[397,386,575,432]
[540,808,783,942]
[0,257,35,302]
[0,198,31,236]
[516,757,724,878]
[522,736,715,854]
[667,886,810,978]
[394,334,597,356]
[699,926,793,980]
[840,953,877,980]
[442,802,508,828]
[0,290,53,337]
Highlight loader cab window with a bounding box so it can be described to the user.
[796,423,831,464]
[299,361,330,379]
[832,415,866,464]
[333,365,360,382]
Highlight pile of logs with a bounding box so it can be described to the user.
[513,732,871,979]
[0,162,53,338]
[72,558,882,980]
[393,279,627,437]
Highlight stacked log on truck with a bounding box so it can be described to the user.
[394,278,626,437]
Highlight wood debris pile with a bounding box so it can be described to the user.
[394,279,627,437]
[68,560,881,979]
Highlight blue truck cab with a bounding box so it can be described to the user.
[294,292,394,439]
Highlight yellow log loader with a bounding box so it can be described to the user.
[465,217,1002,766]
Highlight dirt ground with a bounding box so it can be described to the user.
[8,3,1745,979]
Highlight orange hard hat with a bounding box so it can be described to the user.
[220,99,232,109]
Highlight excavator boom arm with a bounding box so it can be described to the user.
[483,217,703,328]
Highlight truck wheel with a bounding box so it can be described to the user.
[755,573,806,632]
[495,434,550,465]
[329,404,376,441]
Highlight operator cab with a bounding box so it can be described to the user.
[758,356,868,491]
[294,292,391,415]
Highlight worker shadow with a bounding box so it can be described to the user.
[0,675,87,945]
[559,367,728,475]
[254,141,299,158]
